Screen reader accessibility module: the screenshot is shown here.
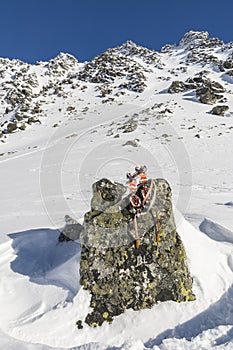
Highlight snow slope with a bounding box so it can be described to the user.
[0,31,233,349]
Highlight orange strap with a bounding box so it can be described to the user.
[129,179,137,192]
[139,172,147,185]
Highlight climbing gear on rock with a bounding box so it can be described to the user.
[142,184,152,207]
[135,165,147,173]
[127,165,149,200]
[127,172,141,210]
[127,172,138,193]
[135,165,148,185]
[127,166,159,250]
[130,193,141,208]
[127,166,147,249]
[150,207,161,255]
[134,213,140,249]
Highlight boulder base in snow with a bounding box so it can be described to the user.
[78,178,195,327]
[59,215,83,242]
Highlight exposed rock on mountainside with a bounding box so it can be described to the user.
[78,51,147,93]
[177,31,226,66]
[46,52,79,76]
[210,105,229,116]
[162,30,228,68]
[77,178,195,327]
[227,70,233,76]
[0,30,232,137]
[179,30,224,49]
[168,73,226,105]
[0,53,80,135]
[112,40,164,68]
[196,80,225,105]
[168,81,186,94]
[219,52,233,72]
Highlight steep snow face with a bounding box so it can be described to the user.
[0,31,233,349]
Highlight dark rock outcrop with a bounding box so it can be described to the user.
[59,215,83,242]
[78,178,195,327]
[179,31,223,49]
[226,70,233,77]
[78,51,147,93]
[7,122,18,133]
[168,74,225,105]
[168,81,186,93]
[210,105,229,116]
[196,86,223,105]
[177,31,224,66]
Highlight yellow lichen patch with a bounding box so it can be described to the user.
[90,322,98,327]
[92,284,100,294]
[180,281,196,301]
[148,281,157,289]
[103,312,109,319]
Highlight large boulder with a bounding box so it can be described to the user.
[59,215,83,242]
[196,87,222,104]
[168,75,226,105]
[168,81,186,93]
[226,70,233,77]
[79,178,195,327]
[7,122,18,133]
[196,80,225,105]
[223,59,233,70]
[210,105,229,116]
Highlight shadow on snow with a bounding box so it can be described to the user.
[145,284,233,348]
[8,228,81,302]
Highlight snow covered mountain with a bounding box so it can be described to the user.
[0,30,233,349]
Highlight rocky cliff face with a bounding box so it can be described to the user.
[77,178,195,327]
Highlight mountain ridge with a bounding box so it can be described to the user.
[0,30,232,138]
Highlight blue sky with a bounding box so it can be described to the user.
[0,0,232,63]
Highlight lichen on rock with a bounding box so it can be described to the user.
[78,177,195,327]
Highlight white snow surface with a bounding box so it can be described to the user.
[0,32,233,349]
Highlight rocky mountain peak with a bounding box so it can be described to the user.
[179,30,223,49]
[52,52,78,64]
[112,40,162,67]
[179,30,210,46]
[115,39,152,56]
[118,39,139,51]
[46,52,79,73]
